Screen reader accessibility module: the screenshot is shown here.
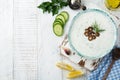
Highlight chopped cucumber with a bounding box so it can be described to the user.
[53,23,63,36]
[60,11,69,22]
[56,14,66,25]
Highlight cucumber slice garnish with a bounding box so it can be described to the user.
[56,14,66,25]
[54,19,64,26]
[53,11,69,36]
[53,23,63,36]
[60,11,69,22]
[53,21,62,27]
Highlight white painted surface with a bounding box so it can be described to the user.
[0,0,119,80]
[13,0,38,80]
[0,0,13,80]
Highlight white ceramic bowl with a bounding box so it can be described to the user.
[68,9,117,59]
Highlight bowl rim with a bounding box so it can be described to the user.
[68,9,117,59]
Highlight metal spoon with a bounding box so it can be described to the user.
[102,47,120,80]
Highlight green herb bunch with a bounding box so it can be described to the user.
[38,0,68,16]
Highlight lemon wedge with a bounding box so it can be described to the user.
[56,62,75,71]
[67,70,84,79]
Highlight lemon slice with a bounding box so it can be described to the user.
[67,70,84,79]
[56,62,75,71]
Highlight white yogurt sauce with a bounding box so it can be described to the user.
[70,11,116,58]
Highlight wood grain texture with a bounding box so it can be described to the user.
[13,0,38,80]
[0,0,13,80]
[0,0,120,80]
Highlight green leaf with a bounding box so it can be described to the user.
[98,29,105,32]
[38,0,68,16]
[38,2,51,8]
[38,5,46,13]
[38,2,51,13]
[47,6,52,13]
[51,0,59,3]
[92,21,105,33]
[60,1,68,8]
[52,5,60,15]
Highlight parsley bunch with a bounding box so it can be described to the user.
[38,0,68,16]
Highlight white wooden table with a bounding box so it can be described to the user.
[0,0,119,80]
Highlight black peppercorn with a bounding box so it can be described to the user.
[82,5,86,10]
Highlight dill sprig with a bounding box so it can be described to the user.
[92,21,105,33]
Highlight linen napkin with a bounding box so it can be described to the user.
[87,52,120,80]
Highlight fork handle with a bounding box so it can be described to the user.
[102,59,115,80]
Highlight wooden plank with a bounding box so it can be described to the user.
[0,0,13,80]
[13,0,38,80]
[37,4,63,80]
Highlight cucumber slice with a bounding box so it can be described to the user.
[60,11,69,22]
[53,21,62,27]
[56,14,66,25]
[54,19,64,26]
[53,11,69,36]
[53,23,63,36]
